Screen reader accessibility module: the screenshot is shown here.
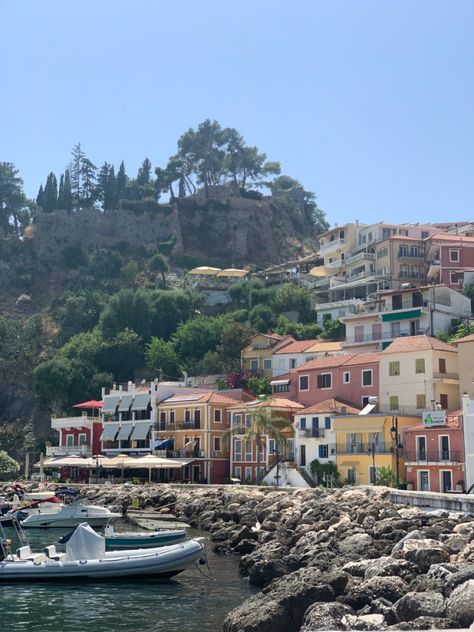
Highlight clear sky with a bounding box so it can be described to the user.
[1,0,473,226]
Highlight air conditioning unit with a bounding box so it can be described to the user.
[198,450,205,457]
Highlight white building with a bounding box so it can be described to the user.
[272,339,344,377]
[293,399,361,477]
[463,395,474,491]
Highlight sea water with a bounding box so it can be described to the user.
[0,525,255,632]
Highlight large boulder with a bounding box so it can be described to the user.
[404,547,450,573]
[394,591,446,621]
[342,613,387,630]
[344,576,408,609]
[363,556,417,581]
[301,602,354,631]
[446,579,474,627]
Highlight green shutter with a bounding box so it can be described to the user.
[382,309,421,322]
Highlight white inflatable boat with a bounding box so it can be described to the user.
[0,523,205,581]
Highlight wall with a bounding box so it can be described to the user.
[458,340,474,398]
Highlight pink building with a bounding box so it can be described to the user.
[274,353,380,409]
[426,233,474,289]
[404,410,465,493]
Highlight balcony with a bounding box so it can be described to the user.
[345,251,375,265]
[345,328,423,345]
[320,237,345,254]
[177,421,201,430]
[433,371,459,382]
[46,445,92,457]
[298,428,326,439]
[326,259,343,269]
[154,449,206,459]
[335,443,396,455]
[405,450,462,464]
[51,416,95,430]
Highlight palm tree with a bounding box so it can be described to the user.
[226,400,293,484]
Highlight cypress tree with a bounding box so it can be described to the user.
[116,160,126,205]
[43,172,58,212]
[57,174,65,209]
[63,169,72,212]
[36,184,45,210]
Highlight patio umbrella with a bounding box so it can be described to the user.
[101,454,132,481]
[126,454,185,483]
[72,400,103,418]
[216,268,248,277]
[189,266,221,276]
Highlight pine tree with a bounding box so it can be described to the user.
[80,158,97,207]
[63,169,72,212]
[36,184,45,210]
[70,143,85,209]
[43,172,58,212]
[116,160,127,205]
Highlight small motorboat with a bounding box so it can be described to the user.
[0,496,64,527]
[103,524,187,550]
[20,503,121,529]
[0,523,206,581]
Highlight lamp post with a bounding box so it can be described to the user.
[390,417,402,488]
[271,444,281,487]
[368,442,376,484]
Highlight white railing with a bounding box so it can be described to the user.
[320,238,345,254]
[346,251,375,264]
[46,445,93,456]
[51,416,96,430]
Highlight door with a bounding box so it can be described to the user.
[419,470,429,491]
[194,410,201,429]
[392,294,402,310]
[300,445,306,467]
[440,436,450,461]
[410,320,418,335]
[312,417,319,438]
[439,394,448,409]
[192,465,200,483]
[417,436,427,460]
[441,470,452,493]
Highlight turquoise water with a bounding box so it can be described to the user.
[0,525,255,632]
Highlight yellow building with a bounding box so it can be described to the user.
[333,413,421,485]
[241,333,293,379]
[154,391,237,484]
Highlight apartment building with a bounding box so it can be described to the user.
[272,339,344,377]
[379,335,460,415]
[241,333,293,378]
[426,233,474,289]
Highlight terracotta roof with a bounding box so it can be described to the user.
[383,235,424,242]
[426,233,474,243]
[298,399,361,415]
[161,391,237,406]
[305,341,343,353]
[406,410,463,432]
[273,339,320,354]
[378,284,448,297]
[294,352,381,371]
[454,334,474,344]
[382,334,458,354]
[229,397,304,411]
[242,334,293,353]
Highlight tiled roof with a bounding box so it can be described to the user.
[426,233,474,243]
[294,352,381,371]
[382,334,457,354]
[273,339,320,354]
[305,341,343,353]
[384,235,424,242]
[298,398,361,415]
[161,391,237,406]
[242,334,293,353]
[229,397,304,411]
[454,334,474,344]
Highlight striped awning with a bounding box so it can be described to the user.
[118,394,134,412]
[117,422,134,441]
[131,423,152,441]
[132,393,151,411]
[102,396,120,413]
[333,417,385,433]
[100,422,119,441]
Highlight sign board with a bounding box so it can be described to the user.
[422,410,446,426]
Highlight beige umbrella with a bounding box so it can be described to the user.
[126,454,186,483]
[309,266,329,277]
[101,454,133,482]
[216,268,248,278]
[189,266,221,276]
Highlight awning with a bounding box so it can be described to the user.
[130,423,152,441]
[100,422,119,441]
[102,395,120,413]
[333,417,385,433]
[117,422,134,441]
[189,266,221,276]
[216,268,248,277]
[270,379,290,386]
[132,393,151,411]
[155,437,174,449]
[118,394,134,412]
[359,404,376,415]
[382,309,422,322]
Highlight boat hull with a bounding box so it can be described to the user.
[105,530,187,550]
[21,516,119,529]
[0,540,205,581]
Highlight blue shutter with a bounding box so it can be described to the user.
[300,418,306,430]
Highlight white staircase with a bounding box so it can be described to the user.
[262,461,315,488]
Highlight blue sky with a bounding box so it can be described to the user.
[1,1,473,226]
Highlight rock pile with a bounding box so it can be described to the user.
[7,482,474,631]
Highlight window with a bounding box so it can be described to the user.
[450,270,461,285]
[347,468,357,484]
[185,410,191,423]
[273,382,290,393]
[389,361,400,376]
[214,409,222,423]
[421,230,430,240]
[268,439,276,455]
[322,314,331,323]
[234,439,242,461]
[245,414,252,428]
[391,322,401,338]
[317,373,332,389]
[319,445,328,459]
[355,326,364,343]
[170,411,175,424]
[244,467,252,482]
[194,409,201,427]
[325,417,331,429]
[78,433,87,446]
[263,358,272,370]
[233,414,242,430]
[289,359,297,369]
[362,369,373,387]
[415,358,425,374]
[392,294,402,310]
[416,394,426,409]
[440,394,448,409]
[361,396,370,407]
[299,417,307,430]
[245,441,252,462]
[299,375,309,391]
[213,437,221,452]
[160,411,166,424]
[343,371,350,384]
[66,434,74,447]
[372,324,382,340]
[440,435,450,461]
[419,470,429,491]
[416,436,426,460]
[439,358,446,374]
[300,445,306,467]
[449,249,460,262]
[389,395,399,411]
[400,265,409,278]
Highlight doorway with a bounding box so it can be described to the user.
[441,470,452,493]
[418,470,429,491]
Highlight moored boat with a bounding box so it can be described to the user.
[20,503,120,529]
[0,523,206,581]
[103,524,187,550]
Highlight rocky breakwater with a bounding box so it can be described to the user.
[18,482,474,631]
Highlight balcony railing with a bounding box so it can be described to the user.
[178,421,201,430]
[320,237,345,253]
[405,450,462,463]
[376,403,424,416]
[298,428,326,438]
[46,445,92,457]
[433,371,459,380]
[346,328,423,344]
[154,449,206,458]
[335,443,397,455]
[345,251,375,264]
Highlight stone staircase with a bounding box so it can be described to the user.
[262,461,316,488]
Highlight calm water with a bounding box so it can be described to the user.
[0,524,255,632]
